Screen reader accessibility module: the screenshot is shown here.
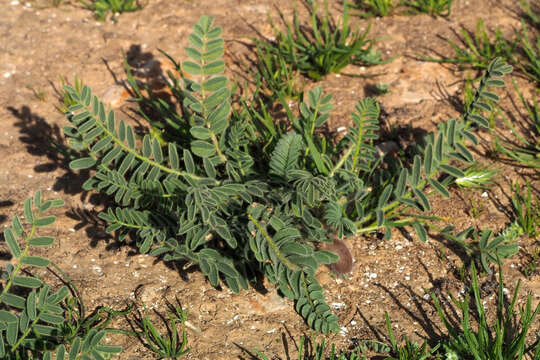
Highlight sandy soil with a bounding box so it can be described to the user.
[0,0,538,359]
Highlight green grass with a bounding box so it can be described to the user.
[263,0,389,81]
[431,264,540,360]
[520,0,540,28]
[77,0,146,21]
[254,336,365,360]
[401,0,453,17]
[493,81,540,168]
[510,180,540,239]
[253,40,304,100]
[519,22,540,85]
[138,303,190,359]
[349,0,453,17]
[423,19,519,69]
[348,0,397,18]
[256,264,540,359]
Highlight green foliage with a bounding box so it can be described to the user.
[350,314,439,359]
[263,1,389,81]
[77,0,146,21]
[0,191,123,359]
[441,226,519,274]
[493,81,539,168]
[253,41,304,100]
[349,0,396,18]
[57,76,83,114]
[520,0,540,28]
[454,165,497,189]
[61,14,514,334]
[401,0,453,17]
[431,264,540,359]
[510,180,540,238]
[423,19,519,69]
[519,22,540,85]
[255,335,366,360]
[140,305,190,359]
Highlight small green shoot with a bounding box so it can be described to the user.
[253,41,304,100]
[438,226,519,273]
[401,0,453,17]
[493,81,539,168]
[500,221,524,243]
[140,304,190,359]
[349,0,396,18]
[26,84,47,102]
[57,76,83,114]
[431,263,540,359]
[264,0,389,81]
[254,335,368,360]
[519,22,540,85]
[382,312,438,359]
[77,0,146,21]
[510,180,540,238]
[423,19,518,69]
[468,198,484,219]
[520,0,540,28]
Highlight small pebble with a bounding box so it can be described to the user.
[331,302,346,309]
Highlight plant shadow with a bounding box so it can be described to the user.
[0,200,14,226]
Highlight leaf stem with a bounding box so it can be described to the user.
[248,214,300,271]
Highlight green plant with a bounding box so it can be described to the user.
[253,40,304,101]
[423,19,519,69]
[77,0,146,21]
[353,313,439,359]
[255,335,366,360]
[139,304,190,359]
[401,0,453,17]
[468,198,484,219]
[57,76,83,114]
[510,180,540,238]
[0,191,124,359]
[454,165,497,189]
[520,0,540,28]
[519,22,540,85]
[439,226,519,273]
[349,0,396,18]
[431,263,540,359]
[26,84,47,102]
[493,81,539,168]
[60,13,514,334]
[263,1,388,81]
